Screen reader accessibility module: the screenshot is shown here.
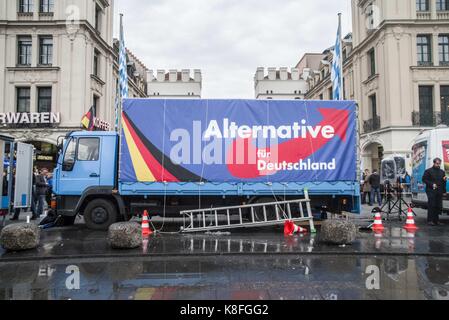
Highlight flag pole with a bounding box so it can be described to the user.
[338,13,344,101]
[117,13,124,134]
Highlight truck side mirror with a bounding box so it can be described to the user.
[62,159,75,172]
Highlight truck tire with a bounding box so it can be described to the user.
[83,199,118,231]
[253,198,277,222]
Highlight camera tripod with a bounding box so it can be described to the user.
[380,188,415,221]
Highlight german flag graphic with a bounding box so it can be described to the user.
[81,106,95,131]
[121,112,205,182]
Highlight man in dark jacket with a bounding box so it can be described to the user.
[422,158,447,226]
[369,169,382,206]
[35,168,49,220]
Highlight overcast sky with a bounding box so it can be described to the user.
[114,0,352,99]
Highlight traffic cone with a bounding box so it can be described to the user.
[406,231,416,250]
[284,220,308,236]
[141,210,153,237]
[404,207,418,232]
[372,211,385,232]
[374,230,383,249]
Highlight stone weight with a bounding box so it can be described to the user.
[108,222,142,249]
[320,219,357,245]
[0,223,40,251]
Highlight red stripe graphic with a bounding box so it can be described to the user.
[123,115,178,182]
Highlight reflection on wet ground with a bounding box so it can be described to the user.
[0,255,448,300]
[1,221,449,260]
[0,217,448,300]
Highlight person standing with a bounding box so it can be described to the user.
[34,168,49,220]
[362,169,371,205]
[422,158,447,226]
[404,171,411,194]
[369,169,382,206]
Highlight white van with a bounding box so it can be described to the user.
[411,125,449,212]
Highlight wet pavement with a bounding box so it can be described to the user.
[0,206,448,300]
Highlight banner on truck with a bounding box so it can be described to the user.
[412,141,428,193]
[442,141,449,177]
[120,99,357,183]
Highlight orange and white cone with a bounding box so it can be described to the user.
[404,207,418,232]
[284,220,308,236]
[406,231,416,250]
[372,211,385,232]
[142,210,153,237]
[374,231,383,249]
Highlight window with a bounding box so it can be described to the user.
[319,94,323,100]
[368,48,376,76]
[416,0,429,11]
[63,138,77,170]
[77,138,100,161]
[419,86,434,126]
[40,0,54,13]
[17,87,31,113]
[18,0,33,13]
[370,94,377,118]
[93,95,99,117]
[441,86,449,124]
[437,0,449,11]
[417,35,432,66]
[17,36,32,66]
[95,5,102,32]
[439,35,449,65]
[93,50,100,77]
[39,36,52,65]
[328,87,333,100]
[37,87,51,113]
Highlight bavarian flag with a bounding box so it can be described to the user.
[81,106,95,131]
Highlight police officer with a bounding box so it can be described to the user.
[422,158,447,226]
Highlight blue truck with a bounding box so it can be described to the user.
[53,99,360,230]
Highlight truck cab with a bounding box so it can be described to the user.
[53,131,123,229]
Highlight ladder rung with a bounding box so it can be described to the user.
[299,202,304,218]
[215,210,218,227]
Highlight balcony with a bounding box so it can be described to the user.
[363,116,381,133]
[416,11,431,19]
[17,12,33,20]
[437,11,449,19]
[412,111,441,127]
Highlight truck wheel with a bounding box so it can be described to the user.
[253,198,277,222]
[84,199,118,231]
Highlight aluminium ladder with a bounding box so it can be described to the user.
[180,190,316,233]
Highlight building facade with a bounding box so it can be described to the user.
[304,0,449,172]
[254,67,308,100]
[146,69,202,99]
[0,0,147,168]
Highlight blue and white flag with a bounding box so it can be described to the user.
[331,14,343,101]
[116,14,128,132]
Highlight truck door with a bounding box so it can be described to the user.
[14,142,34,208]
[59,137,101,195]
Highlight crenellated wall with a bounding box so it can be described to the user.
[254,67,308,100]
